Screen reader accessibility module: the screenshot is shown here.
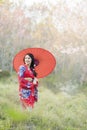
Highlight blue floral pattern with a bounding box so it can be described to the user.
[21,89,31,99]
[18,65,26,77]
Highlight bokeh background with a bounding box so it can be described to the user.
[0,0,87,130]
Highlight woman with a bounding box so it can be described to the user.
[18,53,38,109]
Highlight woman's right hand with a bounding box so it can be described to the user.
[33,77,38,85]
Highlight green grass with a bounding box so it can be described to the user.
[0,73,87,130]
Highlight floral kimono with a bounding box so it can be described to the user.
[18,65,38,108]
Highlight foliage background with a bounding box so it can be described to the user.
[0,0,87,84]
[0,0,87,130]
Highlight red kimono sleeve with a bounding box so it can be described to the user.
[18,65,34,89]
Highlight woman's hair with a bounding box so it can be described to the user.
[23,53,37,77]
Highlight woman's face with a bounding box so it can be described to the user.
[24,55,32,66]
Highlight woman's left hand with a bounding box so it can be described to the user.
[33,77,38,85]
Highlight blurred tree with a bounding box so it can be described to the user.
[0,0,87,84]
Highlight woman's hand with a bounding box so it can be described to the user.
[33,77,38,85]
[24,77,32,81]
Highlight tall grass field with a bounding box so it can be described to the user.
[0,72,87,130]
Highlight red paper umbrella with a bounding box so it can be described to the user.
[13,48,56,78]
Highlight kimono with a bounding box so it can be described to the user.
[18,65,38,108]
